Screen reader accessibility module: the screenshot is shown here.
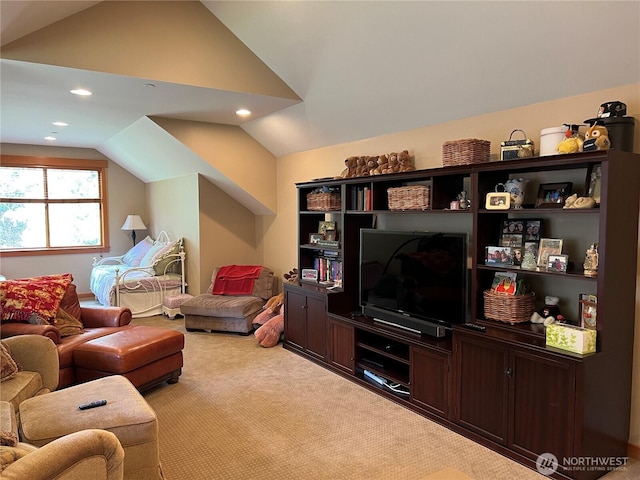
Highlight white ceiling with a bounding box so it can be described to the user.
[1,1,639,160]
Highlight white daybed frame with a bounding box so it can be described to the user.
[92,231,186,318]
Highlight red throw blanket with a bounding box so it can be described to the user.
[212,265,263,296]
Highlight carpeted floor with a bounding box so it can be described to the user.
[133,315,638,480]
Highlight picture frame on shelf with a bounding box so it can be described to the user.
[579,294,597,329]
[524,219,542,241]
[301,268,319,282]
[513,247,523,265]
[500,234,523,247]
[309,233,324,244]
[547,254,569,272]
[537,238,563,267]
[485,246,515,266]
[502,220,525,234]
[318,221,337,241]
[535,182,573,208]
[485,192,510,210]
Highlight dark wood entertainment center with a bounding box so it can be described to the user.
[283,150,639,479]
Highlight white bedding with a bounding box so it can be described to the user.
[89,232,186,318]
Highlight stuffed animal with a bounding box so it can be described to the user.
[385,152,400,173]
[530,296,564,325]
[556,126,584,154]
[583,124,610,151]
[398,150,415,172]
[366,156,378,176]
[375,154,389,174]
[252,292,283,330]
[340,156,358,178]
[356,156,369,177]
[254,305,284,348]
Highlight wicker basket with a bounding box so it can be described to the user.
[442,139,491,167]
[306,191,341,211]
[388,185,431,211]
[483,290,536,325]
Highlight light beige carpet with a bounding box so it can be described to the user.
[133,315,638,480]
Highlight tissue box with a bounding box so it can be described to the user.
[546,323,596,354]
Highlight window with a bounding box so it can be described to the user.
[0,155,109,256]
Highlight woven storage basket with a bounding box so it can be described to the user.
[388,185,431,211]
[306,191,341,211]
[483,290,535,325]
[442,139,491,167]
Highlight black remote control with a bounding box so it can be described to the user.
[78,399,107,410]
[462,323,486,332]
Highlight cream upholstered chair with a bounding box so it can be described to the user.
[1,335,59,415]
[181,266,274,334]
[0,400,124,480]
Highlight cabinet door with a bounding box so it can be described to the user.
[284,288,306,351]
[454,333,509,445]
[328,318,354,374]
[411,346,450,418]
[305,294,327,360]
[509,349,575,464]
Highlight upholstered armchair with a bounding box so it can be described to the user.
[0,335,59,414]
[0,400,124,480]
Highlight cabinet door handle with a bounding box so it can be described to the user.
[505,367,513,377]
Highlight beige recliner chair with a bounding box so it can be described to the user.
[1,335,124,479]
[181,265,274,334]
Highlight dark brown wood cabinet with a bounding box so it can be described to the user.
[283,283,327,361]
[284,150,639,479]
[327,315,355,374]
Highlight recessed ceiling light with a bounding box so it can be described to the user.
[45,136,56,141]
[70,89,92,96]
[53,121,68,127]
[236,109,251,116]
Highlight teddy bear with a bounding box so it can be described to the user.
[253,292,285,348]
[283,268,298,283]
[356,156,369,177]
[375,154,389,174]
[397,150,415,172]
[366,156,378,176]
[339,156,358,178]
[530,296,564,326]
[385,152,400,173]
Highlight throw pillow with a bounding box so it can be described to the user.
[139,240,169,269]
[55,308,84,337]
[0,344,18,382]
[0,273,72,323]
[122,236,154,267]
[58,284,82,323]
[0,431,17,448]
[151,239,183,275]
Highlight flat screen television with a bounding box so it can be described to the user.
[359,229,469,337]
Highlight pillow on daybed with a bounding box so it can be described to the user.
[140,238,183,275]
[122,236,154,267]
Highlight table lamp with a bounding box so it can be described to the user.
[121,214,147,246]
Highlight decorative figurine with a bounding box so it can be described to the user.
[520,249,538,270]
[583,243,599,277]
[458,191,469,209]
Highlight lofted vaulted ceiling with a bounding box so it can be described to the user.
[1,1,639,214]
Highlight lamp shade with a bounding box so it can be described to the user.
[121,214,147,231]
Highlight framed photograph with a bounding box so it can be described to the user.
[485,192,510,210]
[512,247,523,266]
[524,219,542,241]
[500,234,523,247]
[502,220,525,234]
[301,268,319,282]
[537,238,563,267]
[547,254,569,272]
[485,246,514,266]
[579,294,597,329]
[535,182,573,208]
[318,221,336,240]
[309,233,324,244]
